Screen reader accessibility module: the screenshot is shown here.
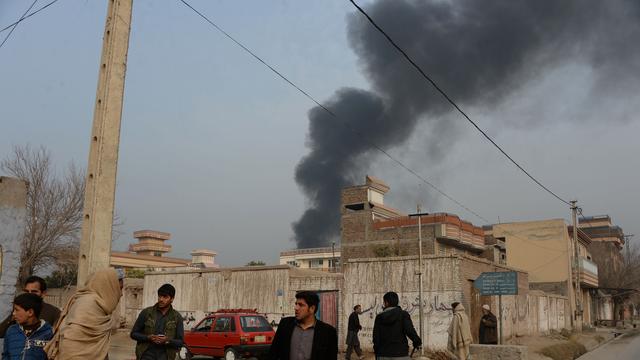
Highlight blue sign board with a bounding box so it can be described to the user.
[474,271,518,296]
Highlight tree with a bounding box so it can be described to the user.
[1,145,85,287]
[246,260,266,266]
[44,264,78,288]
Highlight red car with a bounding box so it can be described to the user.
[181,309,275,360]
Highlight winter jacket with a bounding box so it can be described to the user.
[2,320,53,360]
[266,316,338,360]
[372,306,422,357]
[479,312,498,344]
[0,303,61,338]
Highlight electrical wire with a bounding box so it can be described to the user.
[0,0,40,50]
[347,0,571,207]
[177,0,489,223]
[0,0,60,34]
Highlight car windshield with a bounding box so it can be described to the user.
[240,316,272,332]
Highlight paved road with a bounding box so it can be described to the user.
[579,329,640,360]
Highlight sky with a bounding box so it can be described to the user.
[1,0,638,267]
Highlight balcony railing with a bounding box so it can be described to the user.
[578,257,598,288]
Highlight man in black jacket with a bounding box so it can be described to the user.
[267,291,338,360]
[373,291,422,359]
[346,304,364,359]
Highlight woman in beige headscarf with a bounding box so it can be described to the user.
[45,268,123,359]
[447,302,473,360]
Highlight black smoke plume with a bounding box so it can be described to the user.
[293,0,640,248]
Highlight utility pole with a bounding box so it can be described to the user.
[410,205,428,360]
[571,200,582,329]
[77,0,133,285]
[566,201,576,329]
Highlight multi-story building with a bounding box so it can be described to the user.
[578,215,625,287]
[279,247,341,271]
[485,219,599,326]
[579,215,629,323]
[340,176,486,263]
[111,230,219,270]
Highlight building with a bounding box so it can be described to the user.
[579,215,625,287]
[579,215,632,324]
[279,247,340,271]
[191,249,220,268]
[110,230,219,270]
[485,219,599,327]
[341,176,486,263]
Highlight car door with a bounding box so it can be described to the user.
[210,316,236,356]
[187,317,215,356]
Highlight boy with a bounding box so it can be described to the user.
[2,293,53,360]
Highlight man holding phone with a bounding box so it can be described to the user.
[131,284,184,360]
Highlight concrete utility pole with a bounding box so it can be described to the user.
[566,201,577,329]
[571,200,582,328]
[410,205,428,360]
[77,0,133,285]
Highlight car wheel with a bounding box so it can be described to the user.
[224,348,240,360]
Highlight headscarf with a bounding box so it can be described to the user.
[45,268,122,359]
[448,303,473,350]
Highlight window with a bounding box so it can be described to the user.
[309,259,324,268]
[214,317,235,332]
[240,316,272,332]
[195,317,214,332]
[154,252,162,257]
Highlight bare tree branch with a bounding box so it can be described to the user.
[1,145,85,285]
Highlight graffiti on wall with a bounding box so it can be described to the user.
[350,291,460,349]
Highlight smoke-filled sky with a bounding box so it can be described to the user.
[1,0,639,266]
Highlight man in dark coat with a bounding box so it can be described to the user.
[267,291,338,360]
[345,304,364,360]
[373,291,422,359]
[479,304,498,345]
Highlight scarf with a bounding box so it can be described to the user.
[448,303,472,350]
[45,268,122,359]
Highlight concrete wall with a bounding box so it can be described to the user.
[342,256,463,350]
[342,256,570,351]
[142,266,342,329]
[0,177,28,350]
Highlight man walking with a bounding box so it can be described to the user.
[372,291,422,360]
[267,291,338,360]
[130,284,184,360]
[447,302,472,360]
[0,276,61,337]
[478,304,497,345]
[346,305,364,360]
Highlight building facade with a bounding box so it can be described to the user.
[341,176,486,263]
[279,247,340,271]
[485,219,599,327]
[110,230,219,270]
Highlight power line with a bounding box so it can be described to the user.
[177,0,489,223]
[347,0,571,207]
[0,0,60,34]
[0,0,40,50]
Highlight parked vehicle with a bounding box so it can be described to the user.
[181,309,275,360]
